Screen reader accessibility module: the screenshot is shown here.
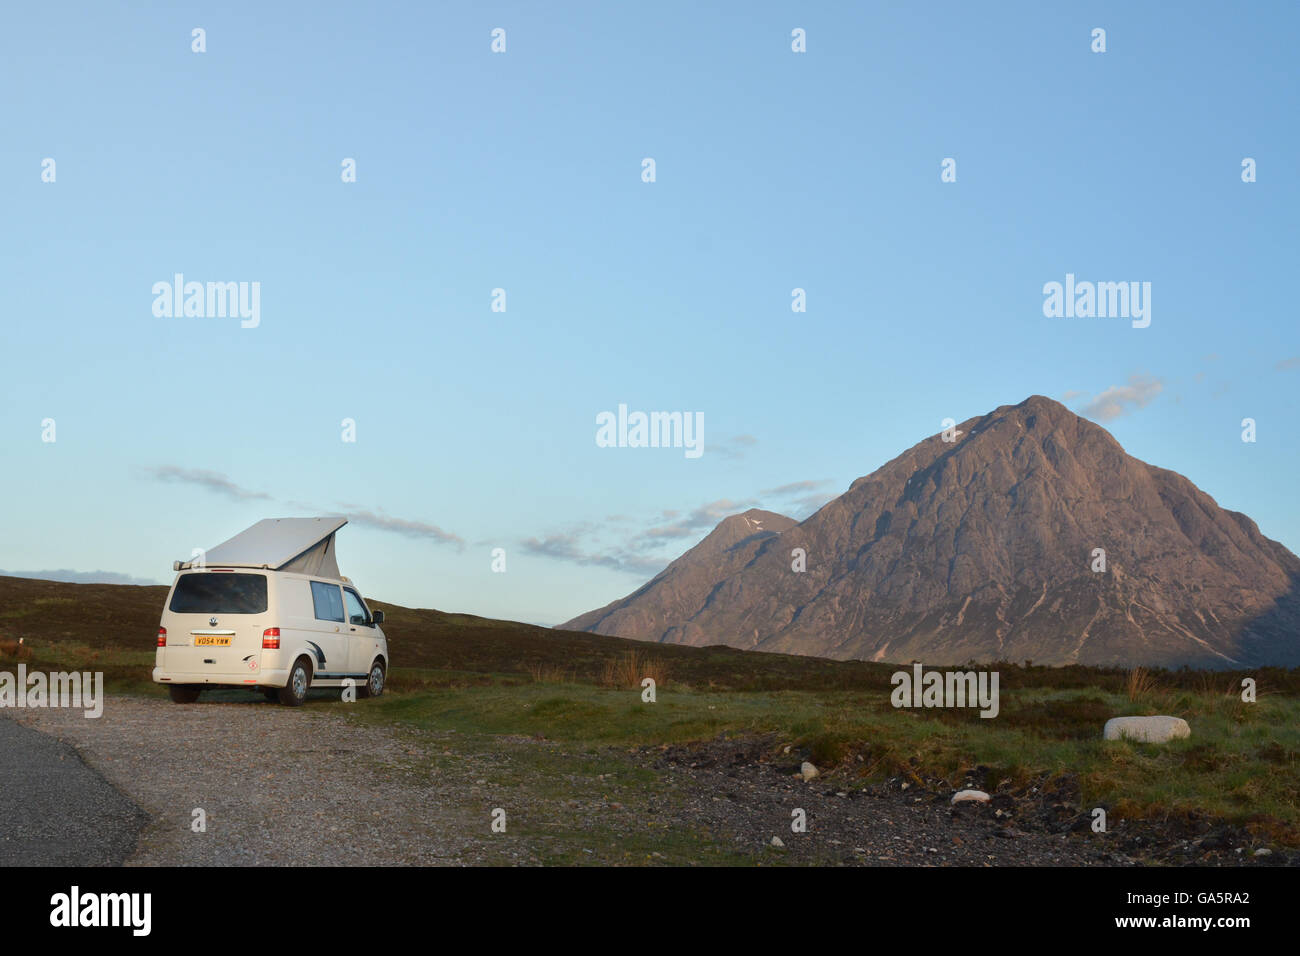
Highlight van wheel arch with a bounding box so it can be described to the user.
[278,656,313,706]
[359,657,386,698]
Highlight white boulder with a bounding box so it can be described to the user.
[1104,716,1190,744]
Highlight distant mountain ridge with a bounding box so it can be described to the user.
[563,396,1300,668]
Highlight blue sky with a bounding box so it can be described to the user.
[2,1,1297,625]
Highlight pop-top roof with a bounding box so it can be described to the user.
[178,517,348,578]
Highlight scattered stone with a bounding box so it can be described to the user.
[1103,716,1191,744]
[770,836,785,848]
[951,789,991,805]
[1254,848,1272,857]
[800,761,819,782]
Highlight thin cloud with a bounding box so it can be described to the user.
[0,568,164,586]
[759,479,835,519]
[761,479,832,497]
[1077,374,1164,422]
[715,434,759,460]
[344,508,465,550]
[520,497,765,576]
[1276,356,1300,371]
[519,534,666,576]
[629,498,758,549]
[142,466,464,549]
[142,466,271,501]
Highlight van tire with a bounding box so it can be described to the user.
[168,685,201,704]
[278,658,312,706]
[359,660,386,699]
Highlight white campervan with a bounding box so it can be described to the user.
[153,517,389,706]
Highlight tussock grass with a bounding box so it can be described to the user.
[529,663,572,684]
[1126,665,1158,703]
[598,649,670,690]
[0,638,34,661]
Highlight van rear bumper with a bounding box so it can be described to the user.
[153,667,288,688]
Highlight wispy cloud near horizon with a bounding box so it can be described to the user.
[1,568,164,586]
[139,466,464,549]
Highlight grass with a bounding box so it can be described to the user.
[4,572,1300,848]
[347,671,1300,845]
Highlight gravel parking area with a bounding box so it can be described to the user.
[5,694,501,866]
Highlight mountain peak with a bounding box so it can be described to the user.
[563,397,1300,668]
[718,508,793,531]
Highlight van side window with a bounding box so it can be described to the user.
[310,581,345,623]
[343,588,370,626]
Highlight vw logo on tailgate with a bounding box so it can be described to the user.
[209,617,219,627]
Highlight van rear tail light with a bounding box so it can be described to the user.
[262,628,281,649]
[157,627,167,647]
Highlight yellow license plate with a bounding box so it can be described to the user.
[194,636,232,647]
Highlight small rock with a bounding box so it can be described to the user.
[1103,716,1191,744]
[951,789,991,805]
[800,761,819,782]
[770,836,785,848]
[1254,847,1271,857]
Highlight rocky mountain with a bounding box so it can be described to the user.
[563,396,1300,668]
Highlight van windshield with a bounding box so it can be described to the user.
[169,572,268,614]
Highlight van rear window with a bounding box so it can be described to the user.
[169,573,268,614]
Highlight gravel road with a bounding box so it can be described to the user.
[3,695,500,866]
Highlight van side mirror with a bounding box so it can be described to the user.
[372,610,385,625]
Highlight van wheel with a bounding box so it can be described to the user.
[168,685,201,704]
[278,658,312,706]
[359,661,386,699]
